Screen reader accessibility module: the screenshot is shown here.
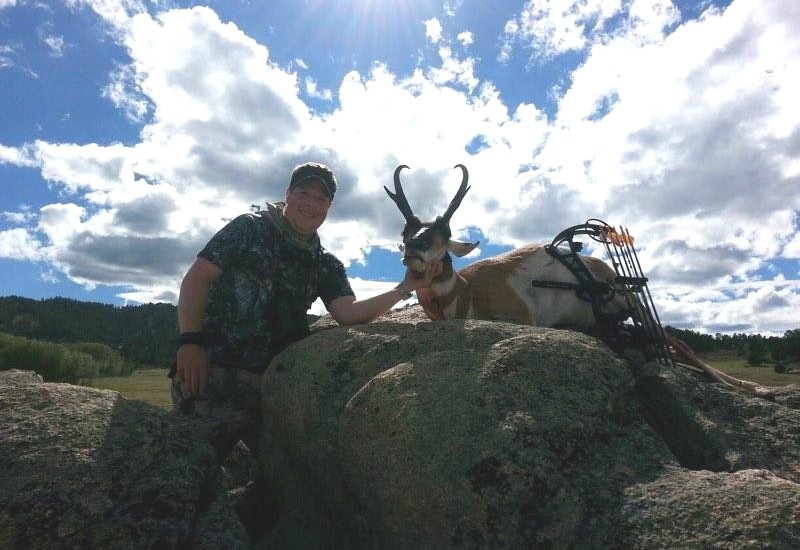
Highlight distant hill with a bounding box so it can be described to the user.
[0,296,177,368]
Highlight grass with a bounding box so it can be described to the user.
[83,368,172,409]
[697,355,800,387]
[81,354,798,409]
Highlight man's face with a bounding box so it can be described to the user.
[284,180,332,235]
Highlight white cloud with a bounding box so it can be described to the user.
[624,0,681,45]
[304,77,333,101]
[37,203,85,248]
[500,0,626,61]
[117,286,178,304]
[309,277,408,316]
[657,279,800,334]
[443,0,464,18]
[424,18,443,43]
[0,228,44,261]
[102,63,151,122]
[4,0,799,333]
[34,141,135,196]
[0,143,37,166]
[784,233,800,258]
[0,0,18,9]
[2,209,36,224]
[0,42,38,78]
[41,34,68,57]
[63,0,146,31]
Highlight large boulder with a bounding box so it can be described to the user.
[0,369,247,549]
[623,467,800,549]
[2,306,799,549]
[260,310,800,548]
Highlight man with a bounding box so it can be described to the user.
[173,162,441,460]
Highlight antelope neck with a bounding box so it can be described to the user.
[428,258,469,318]
[431,253,453,283]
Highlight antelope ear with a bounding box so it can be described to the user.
[447,239,479,257]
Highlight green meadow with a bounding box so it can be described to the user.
[83,357,798,410]
[84,368,173,409]
[695,356,799,388]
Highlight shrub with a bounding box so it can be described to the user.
[66,342,133,377]
[0,332,137,383]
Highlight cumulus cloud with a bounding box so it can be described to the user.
[102,63,151,122]
[2,207,36,224]
[657,279,800,334]
[424,18,443,43]
[0,228,44,261]
[500,0,630,61]
[784,233,800,258]
[0,143,37,166]
[304,77,333,101]
[1,0,798,334]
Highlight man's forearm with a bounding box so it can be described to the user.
[178,276,210,332]
[178,258,221,333]
[329,286,409,326]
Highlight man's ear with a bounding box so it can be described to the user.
[447,239,479,257]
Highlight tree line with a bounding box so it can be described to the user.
[0,296,178,369]
[665,326,800,369]
[1,295,796,380]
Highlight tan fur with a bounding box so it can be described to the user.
[458,247,535,324]
[426,244,630,332]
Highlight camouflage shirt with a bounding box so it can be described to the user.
[198,209,354,374]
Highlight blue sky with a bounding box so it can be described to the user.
[1,0,798,334]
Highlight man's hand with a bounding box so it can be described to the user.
[402,260,443,292]
[176,344,208,396]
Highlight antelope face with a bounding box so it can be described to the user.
[401,219,451,272]
[386,164,479,273]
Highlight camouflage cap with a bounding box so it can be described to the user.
[289,162,337,200]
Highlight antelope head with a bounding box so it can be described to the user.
[384,164,479,272]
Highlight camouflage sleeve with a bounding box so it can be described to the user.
[197,214,262,270]
[318,252,355,306]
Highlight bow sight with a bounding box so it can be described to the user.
[532,219,673,365]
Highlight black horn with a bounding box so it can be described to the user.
[441,164,470,223]
[385,165,421,229]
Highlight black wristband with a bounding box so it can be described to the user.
[176,332,206,348]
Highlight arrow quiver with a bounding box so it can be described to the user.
[532,219,673,365]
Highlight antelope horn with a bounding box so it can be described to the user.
[441,164,471,223]
[384,165,421,228]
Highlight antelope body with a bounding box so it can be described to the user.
[386,164,774,399]
[386,164,628,331]
[420,244,630,331]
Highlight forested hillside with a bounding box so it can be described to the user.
[0,296,177,368]
[1,295,797,370]
[665,326,800,368]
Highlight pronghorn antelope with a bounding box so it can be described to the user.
[385,164,774,399]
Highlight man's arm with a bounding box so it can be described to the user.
[176,257,223,396]
[327,261,442,326]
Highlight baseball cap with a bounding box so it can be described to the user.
[289,162,337,200]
